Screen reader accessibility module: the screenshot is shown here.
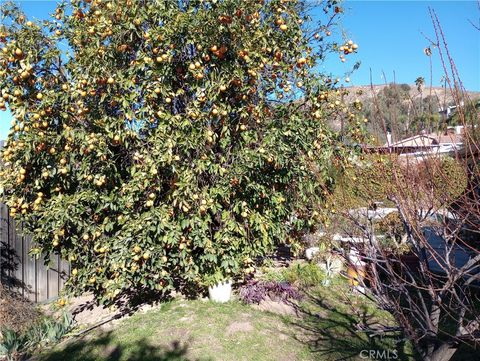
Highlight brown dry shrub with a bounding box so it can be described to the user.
[0,285,40,334]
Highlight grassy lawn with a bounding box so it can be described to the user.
[38,280,418,361]
[39,299,312,361]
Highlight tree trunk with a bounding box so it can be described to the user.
[425,344,458,361]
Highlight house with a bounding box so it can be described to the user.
[438,101,464,118]
[386,133,438,148]
[365,126,465,158]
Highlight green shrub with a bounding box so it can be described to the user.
[329,154,398,211]
[329,155,468,215]
[376,212,404,242]
[257,267,288,283]
[282,262,325,288]
[417,156,468,206]
[374,212,411,254]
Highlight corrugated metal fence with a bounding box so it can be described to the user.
[0,203,69,303]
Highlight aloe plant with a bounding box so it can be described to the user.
[0,328,27,361]
[0,311,75,360]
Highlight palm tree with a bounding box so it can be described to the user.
[415,76,425,93]
[415,77,426,129]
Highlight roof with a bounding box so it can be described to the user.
[386,134,439,148]
[431,132,463,145]
[385,129,464,148]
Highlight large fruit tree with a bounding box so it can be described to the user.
[0,0,363,304]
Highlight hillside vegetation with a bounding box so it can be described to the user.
[331,83,480,142]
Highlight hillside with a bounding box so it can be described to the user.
[342,84,480,107]
[323,84,480,135]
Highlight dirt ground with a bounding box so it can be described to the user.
[42,293,165,334]
[0,285,40,334]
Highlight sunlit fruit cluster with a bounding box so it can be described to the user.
[338,40,358,62]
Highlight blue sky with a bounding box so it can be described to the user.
[321,1,480,91]
[0,0,479,139]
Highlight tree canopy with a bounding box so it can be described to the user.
[0,0,364,304]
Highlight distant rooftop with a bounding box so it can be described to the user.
[385,126,464,148]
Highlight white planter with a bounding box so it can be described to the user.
[208,280,232,303]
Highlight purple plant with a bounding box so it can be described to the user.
[238,280,302,305]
